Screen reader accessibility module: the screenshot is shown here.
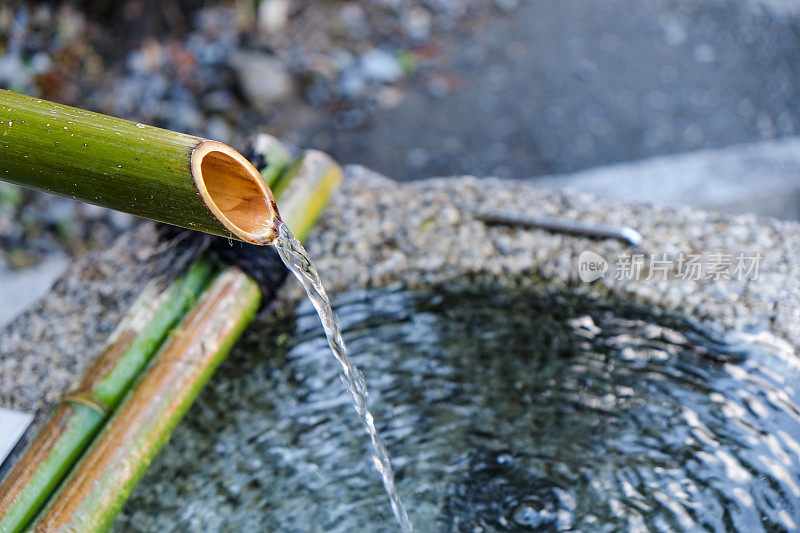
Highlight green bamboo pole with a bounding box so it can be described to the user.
[28,149,343,532]
[0,259,214,533]
[0,90,280,244]
[32,268,262,533]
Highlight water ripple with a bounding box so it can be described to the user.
[118,287,800,532]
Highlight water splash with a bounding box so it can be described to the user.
[273,222,413,532]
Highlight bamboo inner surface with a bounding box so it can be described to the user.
[191,140,281,245]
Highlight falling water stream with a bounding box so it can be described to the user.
[272,222,413,532]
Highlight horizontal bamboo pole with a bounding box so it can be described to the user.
[28,144,343,532]
[0,259,214,533]
[32,269,262,533]
[0,90,280,244]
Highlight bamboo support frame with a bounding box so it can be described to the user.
[33,269,262,532]
[0,260,214,533]
[0,90,280,244]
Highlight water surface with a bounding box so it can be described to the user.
[117,286,800,532]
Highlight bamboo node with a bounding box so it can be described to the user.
[63,392,111,418]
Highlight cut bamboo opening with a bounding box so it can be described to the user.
[191,140,282,245]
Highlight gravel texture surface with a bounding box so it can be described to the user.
[291,166,800,352]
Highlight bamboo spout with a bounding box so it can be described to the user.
[191,140,281,244]
[0,90,281,245]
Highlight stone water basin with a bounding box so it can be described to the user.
[116,285,800,531]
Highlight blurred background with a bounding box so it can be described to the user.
[1,0,799,322]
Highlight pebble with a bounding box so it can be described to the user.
[339,69,366,100]
[230,51,293,111]
[694,43,716,64]
[661,15,687,47]
[338,3,369,41]
[205,116,234,143]
[402,7,432,43]
[359,49,403,84]
[0,52,31,89]
[258,0,292,34]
